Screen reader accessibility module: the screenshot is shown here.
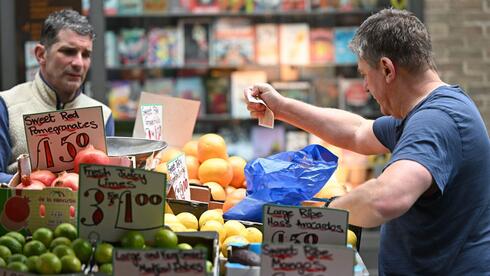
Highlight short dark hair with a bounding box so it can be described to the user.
[349,8,437,73]
[40,9,95,49]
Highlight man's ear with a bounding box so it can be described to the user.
[380,57,396,83]
[34,43,46,66]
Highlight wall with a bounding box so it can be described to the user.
[425,0,490,131]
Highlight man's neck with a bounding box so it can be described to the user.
[38,71,81,106]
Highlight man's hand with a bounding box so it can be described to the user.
[243,83,285,120]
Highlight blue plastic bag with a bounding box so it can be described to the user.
[223,144,338,222]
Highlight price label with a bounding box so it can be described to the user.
[263,204,348,246]
[261,243,354,276]
[78,164,166,242]
[141,104,163,141]
[167,154,190,200]
[113,248,207,276]
[23,106,106,172]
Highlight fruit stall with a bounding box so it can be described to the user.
[0,100,370,275]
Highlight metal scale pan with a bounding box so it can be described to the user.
[106,136,167,167]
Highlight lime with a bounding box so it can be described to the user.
[0,257,5,267]
[50,237,72,250]
[154,228,178,249]
[99,263,113,275]
[36,253,62,275]
[0,236,22,254]
[32,228,54,248]
[52,245,75,259]
[7,253,27,264]
[7,261,29,272]
[54,223,78,241]
[206,260,213,273]
[94,243,113,264]
[121,231,146,249]
[26,255,39,272]
[0,245,12,261]
[71,238,93,264]
[5,232,26,246]
[177,243,193,250]
[23,240,47,257]
[194,243,210,260]
[60,255,82,273]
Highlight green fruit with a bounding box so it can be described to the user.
[177,243,193,250]
[54,223,78,241]
[154,228,178,249]
[23,240,47,257]
[32,228,54,248]
[5,232,26,246]
[0,236,22,254]
[121,231,146,249]
[194,243,210,260]
[36,253,62,275]
[71,238,93,264]
[0,257,5,267]
[26,255,39,272]
[206,260,213,273]
[0,245,12,261]
[94,243,113,264]
[7,253,27,264]
[99,263,113,275]
[7,261,29,272]
[50,237,72,250]
[52,245,75,259]
[60,255,82,273]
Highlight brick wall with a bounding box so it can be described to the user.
[425,0,490,131]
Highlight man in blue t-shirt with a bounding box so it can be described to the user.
[244,8,490,275]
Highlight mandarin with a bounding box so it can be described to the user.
[203,182,226,201]
[228,156,247,188]
[197,133,228,163]
[223,188,246,212]
[182,140,198,157]
[185,155,200,179]
[198,158,233,187]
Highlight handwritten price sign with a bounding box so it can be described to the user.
[167,154,190,200]
[263,204,348,246]
[78,164,166,243]
[23,107,106,172]
[261,243,354,276]
[113,248,207,276]
[141,104,163,141]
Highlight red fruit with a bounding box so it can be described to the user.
[73,145,110,173]
[23,180,45,190]
[30,170,57,187]
[52,172,79,191]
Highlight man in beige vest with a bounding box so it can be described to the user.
[0,9,114,183]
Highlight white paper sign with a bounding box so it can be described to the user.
[141,104,163,141]
[167,154,190,200]
[261,243,354,276]
[113,248,207,276]
[263,204,348,246]
[78,164,166,242]
[23,107,106,172]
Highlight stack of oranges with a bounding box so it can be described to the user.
[155,133,247,212]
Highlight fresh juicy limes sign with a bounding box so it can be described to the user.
[78,164,166,242]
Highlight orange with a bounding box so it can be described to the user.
[185,156,200,180]
[225,186,236,196]
[198,158,233,188]
[223,188,246,212]
[197,134,228,163]
[228,156,247,188]
[182,140,198,157]
[189,178,202,185]
[203,182,226,201]
[155,162,168,174]
[159,147,183,163]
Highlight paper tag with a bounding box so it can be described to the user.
[23,107,106,172]
[167,154,191,200]
[141,104,163,141]
[78,164,166,243]
[263,204,349,246]
[245,89,274,128]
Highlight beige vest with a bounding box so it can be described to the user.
[0,73,112,173]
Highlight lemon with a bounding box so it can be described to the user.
[200,220,226,244]
[240,227,263,243]
[347,229,357,248]
[164,214,179,225]
[165,223,187,232]
[221,235,248,258]
[176,212,198,230]
[223,220,246,239]
[199,210,224,228]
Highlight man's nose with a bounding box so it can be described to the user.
[71,52,83,68]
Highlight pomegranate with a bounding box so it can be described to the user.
[52,172,79,191]
[29,170,57,187]
[73,145,110,173]
[23,180,45,190]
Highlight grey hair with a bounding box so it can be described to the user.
[40,9,95,49]
[349,8,437,73]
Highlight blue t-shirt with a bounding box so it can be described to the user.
[373,85,490,275]
[0,97,115,183]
